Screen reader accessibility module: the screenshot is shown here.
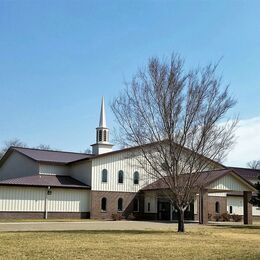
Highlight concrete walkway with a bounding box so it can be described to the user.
[0,220,200,232]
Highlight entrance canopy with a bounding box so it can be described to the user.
[142,169,257,225]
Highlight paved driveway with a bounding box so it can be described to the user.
[0,220,200,232]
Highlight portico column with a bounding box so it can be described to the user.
[243,191,252,225]
[199,189,208,225]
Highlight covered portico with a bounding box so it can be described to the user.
[141,169,257,224]
[199,169,256,225]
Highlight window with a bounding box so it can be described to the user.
[147,202,150,212]
[133,171,139,185]
[104,130,107,142]
[98,130,102,142]
[215,201,220,213]
[101,197,107,211]
[229,206,233,214]
[118,198,123,212]
[102,169,108,183]
[133,198,139,212]
[118,170,124,184]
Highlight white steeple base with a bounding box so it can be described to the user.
[91,143,113,155]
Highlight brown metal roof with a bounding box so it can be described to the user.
[141,169,255,191]
[2,147,94,165]
[0,175,90,189]
[228,167,260,181]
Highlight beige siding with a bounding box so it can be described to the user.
[253,206,260,216]
[227,196,243,215]
[39,164,69,176]
[70,161,92,186]
[144,191,157,213]
[0,186,45,211]
[47,189,90,212]
[208,193,227,197]
[208,174,252,191]
[227,196,260,216]
[0,186,90,212]
[91,152,155,192]
[0,151,39,181]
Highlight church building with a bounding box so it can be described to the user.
[0,98,259,224]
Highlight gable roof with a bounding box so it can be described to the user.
[0,175,90,189]
[0,147,94,166]
[228,167,260,181]
[141,169,256,192]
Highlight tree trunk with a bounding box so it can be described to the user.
[178,208,185,232]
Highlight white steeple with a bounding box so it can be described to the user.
[99,96,107,127]
[91,97,113,155]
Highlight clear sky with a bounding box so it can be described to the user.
[0,0,260,166]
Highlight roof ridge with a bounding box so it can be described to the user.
[228,166,260,171]
[11,146,93,156]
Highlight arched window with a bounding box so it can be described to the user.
[229,206,233,214]
[147,202,151,212]
[101,197,107,211]
[133,198,139,212]
[133,171,139,185]
[118,170,124,184]
[118,198,123,212]
[98,130,102,142]
[102,169,108,183]
[104,130,107,142]
[215,201,220,213]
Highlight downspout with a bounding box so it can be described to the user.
[44,186,51,219]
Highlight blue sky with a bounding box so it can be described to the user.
[0,1,260,166]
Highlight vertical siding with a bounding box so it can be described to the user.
[0,186,90,213]
[0,186,45,211]
[227,196,260,216]
[0,151,39,181]
[39,164,69,176]
[227,196,243,215]
[208,174,251,191]
[69,161,92,186]
[91,151,155,192]
[48,189,90,212]
[144,191,157,213]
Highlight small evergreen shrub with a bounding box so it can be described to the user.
[111,213,123,221]
[232,214,242,222]
[221,212,231,222]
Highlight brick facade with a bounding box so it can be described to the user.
[90,191,144,219]
[0,212,90,219]
[195,195,227,221]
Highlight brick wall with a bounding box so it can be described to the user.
[0,212,90,219]
[90,191,143,219]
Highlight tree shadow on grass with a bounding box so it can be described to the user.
[4,230,175,235]
[209,224,260,230]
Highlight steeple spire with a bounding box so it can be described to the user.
[99,96,107,127]
[91,97,113,155]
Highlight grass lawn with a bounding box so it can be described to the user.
[0,225,259,259]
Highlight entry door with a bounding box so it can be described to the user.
[157,201,170,220]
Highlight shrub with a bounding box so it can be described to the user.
[232,214,242,222]
[215,214,222,221]
[221,212,231,222]
[126,213,136,220]
[111,213,123,221]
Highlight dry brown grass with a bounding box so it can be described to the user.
[0,225,259,259]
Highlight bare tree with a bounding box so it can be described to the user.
[111,54,237,232]
[247,160,260,170]
[35,144,52,150]
[0,138,27,159]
